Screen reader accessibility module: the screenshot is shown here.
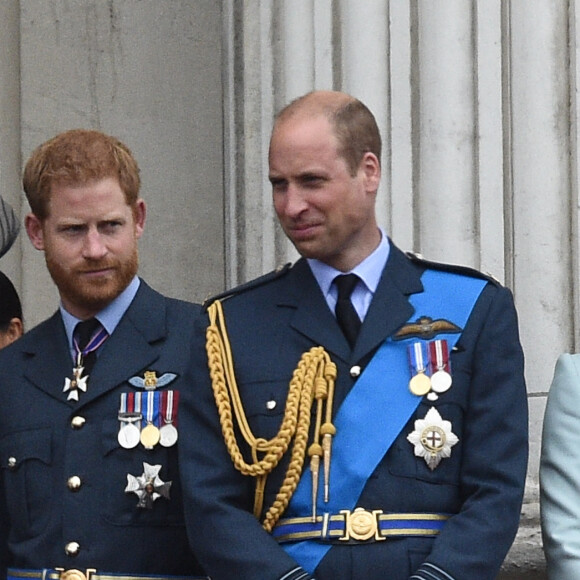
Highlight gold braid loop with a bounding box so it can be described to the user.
[206,299,336,530]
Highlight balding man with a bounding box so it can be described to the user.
[180,91,528,580]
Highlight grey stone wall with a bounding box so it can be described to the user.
[4,1,225,329]
[0,3,573,577]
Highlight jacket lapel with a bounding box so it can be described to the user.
[353,243,424,361]
[281,259,352,363]
[22,281,168,408]
[282,244,425,365]
[78,281,167,407]
[23,312,74,403]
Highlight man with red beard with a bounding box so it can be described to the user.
[0,130,207,580]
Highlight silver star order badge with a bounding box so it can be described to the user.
[407,407,459,470]
[125,462,172,509]
[63,358,89,402]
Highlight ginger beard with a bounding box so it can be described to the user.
[44,244,139,314]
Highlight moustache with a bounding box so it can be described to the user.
[76,260,118,273]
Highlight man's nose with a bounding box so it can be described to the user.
[82,228,108,259]
[283,185,309,218]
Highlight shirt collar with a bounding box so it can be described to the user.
[307,229,390,298]
[61,276,141,352]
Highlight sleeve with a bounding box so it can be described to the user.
[179,313,316,580]
[0,375,13,575]
[540,353,580,580]
[0,480,10,576]
[412,284,529,580]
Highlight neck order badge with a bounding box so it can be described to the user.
[63,319,108,401]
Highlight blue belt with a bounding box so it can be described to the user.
[7,569,208,580]
[272,508,449,544]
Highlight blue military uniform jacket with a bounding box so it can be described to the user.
[180,242,528,580]
[0,280,205,577]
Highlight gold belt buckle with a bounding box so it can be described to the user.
[55,569,96,580]
[339,507,385,542]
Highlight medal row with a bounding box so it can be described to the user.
[118,390,179,449]
[407,339,452,400]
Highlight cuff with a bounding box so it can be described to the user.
[410,562,455,580]
[279,566,316,580]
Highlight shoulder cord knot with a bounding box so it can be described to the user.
[206,299,337,531]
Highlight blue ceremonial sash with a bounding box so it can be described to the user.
[281,268,487,573]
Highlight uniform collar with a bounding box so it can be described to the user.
[307,229,390,307]
[60,276,141,355]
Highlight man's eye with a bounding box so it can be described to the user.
[100,222,122,234]
[270,179,287,192]
[62,225,85,235]
[302,176,323,187]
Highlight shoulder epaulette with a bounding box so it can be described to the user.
[406,251,502,286]
[202,263,293,310]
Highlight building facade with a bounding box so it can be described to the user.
[4,1,577,576]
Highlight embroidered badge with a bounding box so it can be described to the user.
[394,316,461,340]
[125,462,172,509]
[128,371,177,390]
[407,407,459,470]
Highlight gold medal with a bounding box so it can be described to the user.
[409,372,431,396]
[140,423,160,448]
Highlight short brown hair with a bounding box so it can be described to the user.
[274,91,382,176]
[23,129,141,220]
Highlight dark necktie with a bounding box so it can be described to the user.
[334,274,362,348]
[74,318,105,375]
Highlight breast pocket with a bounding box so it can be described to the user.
[240,380,294,441]
[0,426,53,538]
[100,416,186,527]
[388,402,464,486]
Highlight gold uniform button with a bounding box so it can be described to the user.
[64,541,80,556]
[350,365,361,378]
[67,476,82,491]
[71,416,86,429]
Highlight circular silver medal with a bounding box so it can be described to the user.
[159,423,179,447]
[118,423,141,449]
[430,370,452,393]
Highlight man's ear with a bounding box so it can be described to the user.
[25,213,45,250]
[360,152,381,193]
[133,199,147,239]
[7,318,23,342]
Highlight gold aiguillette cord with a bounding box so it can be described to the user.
[206,299,337,531]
